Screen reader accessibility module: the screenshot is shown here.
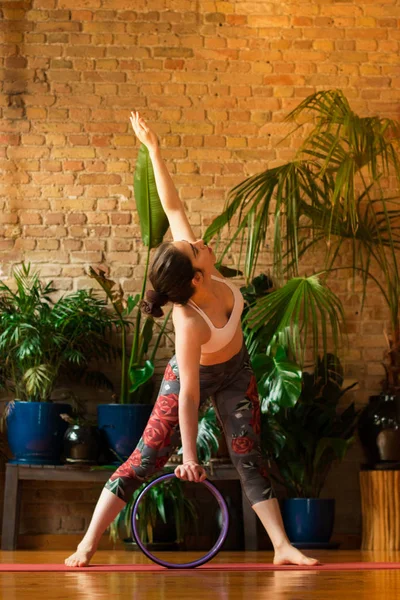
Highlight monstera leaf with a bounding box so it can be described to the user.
[134,144,169,248]
[252,345,302,413]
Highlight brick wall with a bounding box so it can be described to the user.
[1,0,399,546]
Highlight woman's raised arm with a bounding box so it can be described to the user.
[130,111,196,243]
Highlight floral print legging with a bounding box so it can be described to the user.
[104,341,276,506]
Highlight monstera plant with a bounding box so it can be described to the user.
[258,354,360,499]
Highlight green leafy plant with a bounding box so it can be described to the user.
[87,267,173,404]
[204,89,400,376]
[177,400,222,464]
[88,145,172,404]
[244,274,346,369]
[108,471,199,546]
[0,263,115,405]
[259,354,360,498]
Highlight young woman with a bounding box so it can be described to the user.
[65,112,319,568]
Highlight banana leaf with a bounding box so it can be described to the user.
[134,144,169,248]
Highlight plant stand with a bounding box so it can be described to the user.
[1,462,259,551]
[359,465,400,550]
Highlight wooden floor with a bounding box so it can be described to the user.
[1,550,400,599]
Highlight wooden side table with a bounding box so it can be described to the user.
[1,462,259,551]
[359,467,400,550]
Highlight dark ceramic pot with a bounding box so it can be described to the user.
[282,498,335,543]
[63,425,101,464]
[97,404,153,464]
[357,394,400,467]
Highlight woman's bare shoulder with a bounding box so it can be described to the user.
[172,303,199,326]
[172,304,210,344]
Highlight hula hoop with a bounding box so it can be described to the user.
[131,472,230,569]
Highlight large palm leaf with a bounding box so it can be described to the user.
[244,274,346,368]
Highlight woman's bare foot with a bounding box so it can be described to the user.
[273,543,321,566]
[65,543,96,567]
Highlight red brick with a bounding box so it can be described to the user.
[19,212,42,225]
[110,213,132,225]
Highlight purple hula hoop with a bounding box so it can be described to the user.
[131,472,230,569]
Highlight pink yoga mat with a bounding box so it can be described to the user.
[1,562,400,572]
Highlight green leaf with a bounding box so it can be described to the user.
[134,144,169,249]
[129,360,155,393]
[252,346,302,412]
[245,274,346,369]
[123,294,140,317]
[140,317,154,357]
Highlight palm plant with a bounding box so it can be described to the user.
[0,262,115,404]
[204,89,400,376]
[88,145,173,404]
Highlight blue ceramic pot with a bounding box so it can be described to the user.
[97,404,153,463]
[6,400,72,465]
[282,498,335,543]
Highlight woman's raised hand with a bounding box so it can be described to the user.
[129,111,159,153]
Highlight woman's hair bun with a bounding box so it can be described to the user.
[139,289,169,318]
[146,289,169,306]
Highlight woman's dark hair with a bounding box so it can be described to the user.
[140,241,202,318]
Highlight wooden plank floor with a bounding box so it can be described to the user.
[1,550,400,599]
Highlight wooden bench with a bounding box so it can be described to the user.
[1,462,259,551]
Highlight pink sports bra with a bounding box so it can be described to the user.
[187,275,244,354]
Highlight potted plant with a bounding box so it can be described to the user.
[108,470,199,551]
[88,266,173,463]
[237,271,356,544]
[203,89,400,466]
[0,263,115,465]
[254,350,360,545]
[89,144,172,462]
